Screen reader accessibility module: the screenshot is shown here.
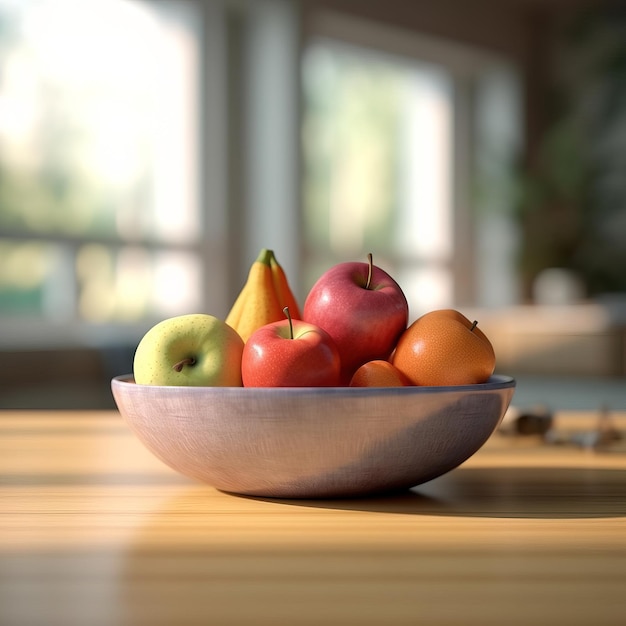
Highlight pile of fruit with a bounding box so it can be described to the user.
[133,249,496,388]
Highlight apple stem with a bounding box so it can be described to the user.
[470,320,478,332]
[172,357,196,372]
[283,306,294,339]
[365,253,373,290]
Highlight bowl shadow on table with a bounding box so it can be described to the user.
[233,465,626,519]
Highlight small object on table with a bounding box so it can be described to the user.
[545,404,623,450]
[499,404,554,437]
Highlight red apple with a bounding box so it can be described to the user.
[303,254,409,384]
[242,308,341,387]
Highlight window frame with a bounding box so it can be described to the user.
[300,9,523,312]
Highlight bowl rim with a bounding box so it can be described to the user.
[111,373,516,396]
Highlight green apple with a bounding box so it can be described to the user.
[133,314,244,386]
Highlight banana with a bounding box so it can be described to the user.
[270,253,302,319]
[225,248,300,342]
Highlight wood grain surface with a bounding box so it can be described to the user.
[1,410,625,626]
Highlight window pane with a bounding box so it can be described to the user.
[302,44,402,257]
[0,0,200,243]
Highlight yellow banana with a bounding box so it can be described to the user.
[225,248,300,342]
[270,254,302,319]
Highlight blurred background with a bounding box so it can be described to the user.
[0,0,625,411]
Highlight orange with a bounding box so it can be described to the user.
[391,309,495,386]
[349,360,412,387]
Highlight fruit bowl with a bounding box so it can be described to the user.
[111,374,516,498]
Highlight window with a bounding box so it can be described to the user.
[0,0,202,343]
[301,13,523,316]
[0,1,523,351]
[302,41,454,313]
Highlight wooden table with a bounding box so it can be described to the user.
[1,410,625,626]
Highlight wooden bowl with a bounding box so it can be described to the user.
[111,375,516,498]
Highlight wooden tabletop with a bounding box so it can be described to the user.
[1,409,625,626]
